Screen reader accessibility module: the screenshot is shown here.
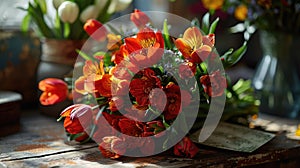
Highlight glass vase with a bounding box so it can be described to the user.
[252,30,300,118]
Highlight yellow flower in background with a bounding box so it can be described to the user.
[201,0,224,10]
[234,5,248,21]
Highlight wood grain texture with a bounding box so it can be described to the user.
[1,110,300,167]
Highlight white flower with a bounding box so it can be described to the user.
[114,0,132,12]
[52,0,65,10]
[58,1,79,23]
[95,0,109,11]
[107,0,132,14]
[80,5,99,22]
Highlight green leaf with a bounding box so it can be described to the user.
[222,42,247,68]
[208,17,219,34]
[76,49,96,61]
[220,48,234,58]
[21,14,31,33]
[163,19,172,49]
[63,23,70,38]
[37,0,47,14]
[94,51,113,67]
[191,18,200,29]
[56,116,64,122]
[27,2,54,37]
[201,13,210,34]
[68,132,86,141]
[54,11,62,38]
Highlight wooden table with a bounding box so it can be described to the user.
[1,110,300,168]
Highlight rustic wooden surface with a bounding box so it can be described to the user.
[1,110,300,168]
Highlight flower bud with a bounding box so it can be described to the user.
[130,9,150,29]
[38,78,68,105]
[95,0,109,11]
[80,5,99,22]
[84,19,107,41]
[114,0,132,12]
[58,1,79,23]
[52,0,65,9]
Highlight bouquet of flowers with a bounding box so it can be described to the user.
[39,9,259,158]
[19,0,132,39]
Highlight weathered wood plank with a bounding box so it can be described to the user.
[1,110,300,167]
[0,112,96,161]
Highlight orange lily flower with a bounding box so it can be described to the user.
[39,78,68,105]
[75,60,112,97]
[175,27,215,64]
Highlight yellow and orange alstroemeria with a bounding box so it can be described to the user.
[75,60,112,97]
[175,27,215,64]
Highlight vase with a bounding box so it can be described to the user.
[252,30,300,119]
[37,38,86,117]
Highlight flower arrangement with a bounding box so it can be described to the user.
[19,0,132,39]
[39,9,259,158]
[200,0,300,38]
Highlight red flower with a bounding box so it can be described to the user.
[125,104,149,121]
[130,9,150,29]
[111,60,138,80]
[149,88,167,112]
[173,137,199,158]
[200,70,227,97]
[94,74,112,97]
[93,112,121,142]
[145,120,165,136]
[60,104,93,135]
[109,96,125,112]
[39,78,68,105]
[118,118,144,137]
[178,61,197,79]
[163,82,192,120]
[98,136,126,159]
[112,45,129,64]
[84,19,107,41]
[129,68,162,106]
[125,27,164,68]
[74,132,90,142]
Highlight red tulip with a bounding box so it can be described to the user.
[173,137,199,158]
[84,19,107,41]
[130,9,150,29]
[60,104,93,135]
[39,78,68,105]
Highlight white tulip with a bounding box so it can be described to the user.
[80,5,100,22]
[114,0,132,12]
[52,0,65,9]
[95,0,109,11]
[58,1,79,23]
[107,0,132,14]
[107,0,117,14]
